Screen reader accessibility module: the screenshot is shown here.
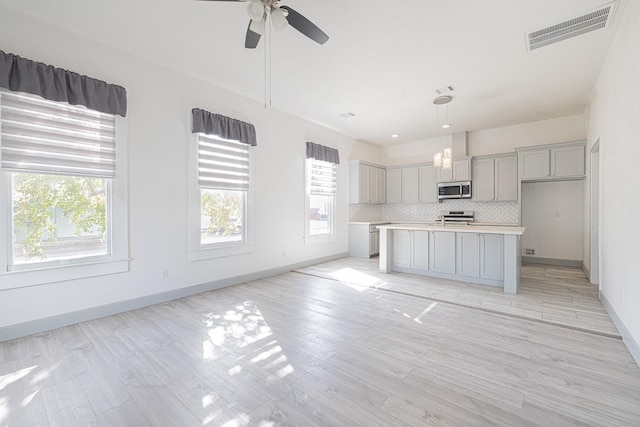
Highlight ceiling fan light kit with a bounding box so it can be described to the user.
[247,0,265,21]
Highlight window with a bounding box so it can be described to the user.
[188,115,255,261]
[305,158,337,242]
[0,89,128,288]
[197,133,248,247]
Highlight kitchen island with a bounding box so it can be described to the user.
[378,223,526,293]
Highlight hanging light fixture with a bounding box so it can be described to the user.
[432,95,453,168]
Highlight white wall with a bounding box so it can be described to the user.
[380,115,585,165]
[586,1,640,352]
[521,181,584,262]
[382,135,452,166]
[0,10,380,330]
[468,115,586,157]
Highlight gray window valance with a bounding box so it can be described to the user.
[0,50,127,117]
[306,141,340,164]
[192,108,257,146]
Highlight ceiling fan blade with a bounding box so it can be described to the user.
[280,6,329,45]
[245,20,262,49]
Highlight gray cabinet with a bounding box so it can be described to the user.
[517,142,585,180]
[393,229,429,272]
[456,232,480,277]
[386,168,402,203]
[419,165,438,203]
[368,166,386,203]
[551,145,585,178]
[495,156,518,200]
[480,234,504,280]
[473,154,517,201]
[438,157,471,182]
[402,167,419,203]
[430,231,456,274]
[349,161,386,203]
[386,166,419,203]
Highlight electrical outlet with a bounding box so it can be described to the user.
[525,249,535,255]
[161,268,169,279]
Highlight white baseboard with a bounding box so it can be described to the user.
[0,252,348,343]
[600,290,640,367]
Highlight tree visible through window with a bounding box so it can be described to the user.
[12,173,108,264]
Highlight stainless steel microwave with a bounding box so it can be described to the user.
[437,181,472,200]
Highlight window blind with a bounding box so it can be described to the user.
[0,89,116,178]
[309,159,337,196]
[197,133,250,191]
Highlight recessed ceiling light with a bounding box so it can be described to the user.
[442,124,451,129]
[391,134,399,138]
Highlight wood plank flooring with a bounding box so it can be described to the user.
[297,258,619,337]
[1,259,639,426]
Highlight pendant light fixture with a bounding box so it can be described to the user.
[433,95,453,169]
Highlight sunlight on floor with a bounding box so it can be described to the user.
[200,300,297,425]
[414,302,438,324]
[329,267,383,291]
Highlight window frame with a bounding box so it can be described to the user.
[0,114,129,290]
[187,123,254,262]
[304,158,337,245]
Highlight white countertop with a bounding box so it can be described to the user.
[348,221,392,225]
[377,223,526,235]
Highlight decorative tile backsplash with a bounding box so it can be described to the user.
[350,201,519,224]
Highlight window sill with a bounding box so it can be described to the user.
[189,243,254,262]
[0,258,130,291]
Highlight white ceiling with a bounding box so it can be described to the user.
[0,0,627,146]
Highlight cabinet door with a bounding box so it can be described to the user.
[472,158,495,201]
[453,159,471,181]
[411,230,430,271]
[551,145,584,177]
[480,234,503,280]
[430,231,456,274]
[456,233,480,277]
[368,166,378,203]
[386,168,402,203]
[438,165,453,182]
[393,230,411,268]
[519,150,549,179]
[495,156,518,201]
[370,232,379,256]
[376,167,386,203]
[419,165,438,203]
[359,164,370,203]
[402,167,419,203]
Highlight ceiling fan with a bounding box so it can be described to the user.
[198,0,329,49]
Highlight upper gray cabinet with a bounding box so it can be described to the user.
[438,157,471,182]
[386,165,420,203]
[517,141,585,181]
[348,160,386,204]
[473,154,518,201]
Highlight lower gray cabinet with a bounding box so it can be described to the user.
[480,234,504,280]
[430,231,456,274]
[457,232,480,277]
[393,229,429,272]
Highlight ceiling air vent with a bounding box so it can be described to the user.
[526,1,618,51]
[339,112,356,118]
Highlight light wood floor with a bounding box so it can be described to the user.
[297,258,620,337]
[1,259,639,426]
